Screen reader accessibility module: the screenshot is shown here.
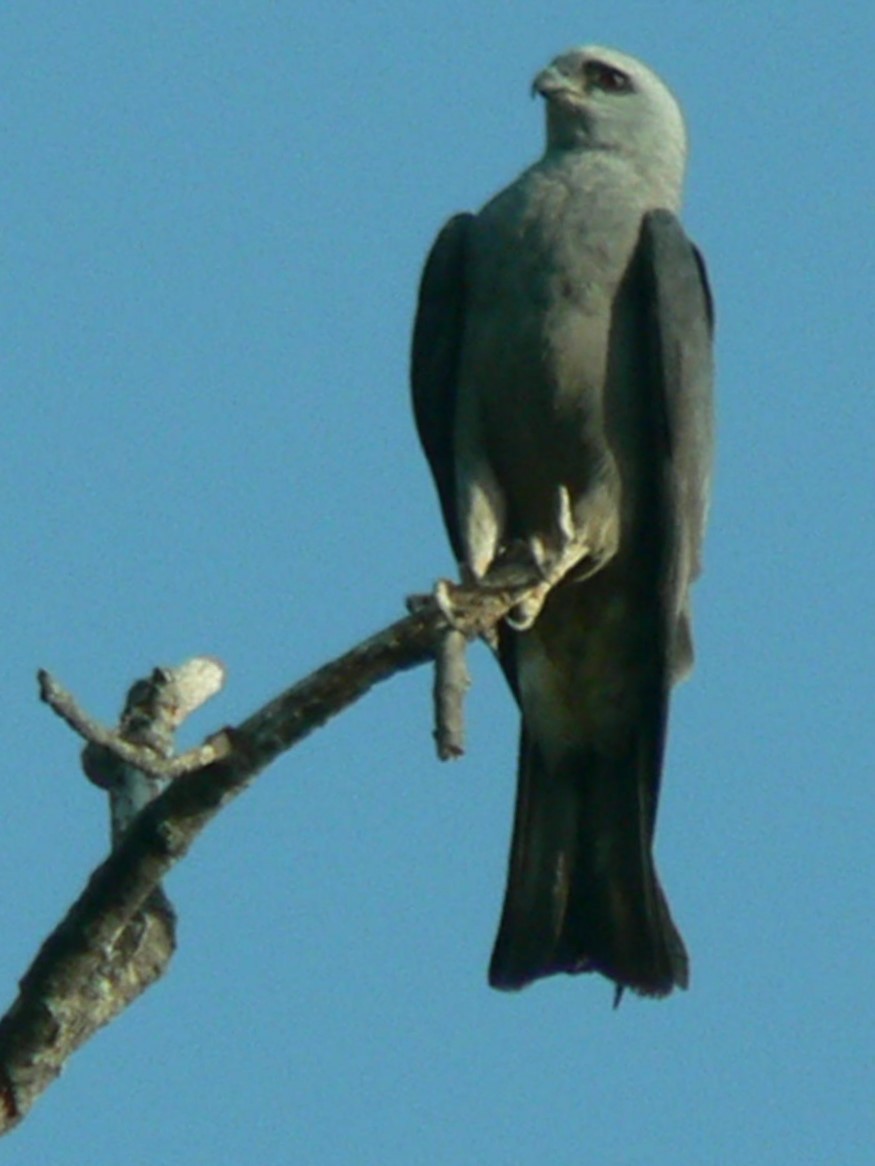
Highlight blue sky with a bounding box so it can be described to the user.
[3,2,873,1162]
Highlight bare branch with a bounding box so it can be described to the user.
[0,574,535,1134]
[0,661,229,1132]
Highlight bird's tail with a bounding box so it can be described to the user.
[488,729,689,997]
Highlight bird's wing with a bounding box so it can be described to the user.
[410,213,475,563]
[636,208,715,677]
[638,210,715,586]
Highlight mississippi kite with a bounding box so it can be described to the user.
[411,46,714,999]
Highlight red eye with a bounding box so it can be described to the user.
[585,62,632,94]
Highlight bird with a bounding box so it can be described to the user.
[410,44,714,1001]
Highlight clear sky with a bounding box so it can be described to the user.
[3,3,873,1163]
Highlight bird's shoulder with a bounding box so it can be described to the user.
[475,157,579,233]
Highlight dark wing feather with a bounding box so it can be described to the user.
[636,210,715,680]
[638,209,715,588]
[410,213,474,562]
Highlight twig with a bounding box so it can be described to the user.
[83,657,227,841]
[39,671,228,782]
[433,629,470,759]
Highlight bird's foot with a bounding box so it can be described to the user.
[543,486,620,587]
[505,580,551,630]
[432,578,469,631]
[542,486,600,581]
[504,490,591,627]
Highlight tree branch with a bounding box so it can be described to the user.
[0,574,531,1134]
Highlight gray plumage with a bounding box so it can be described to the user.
[411,46,714,998]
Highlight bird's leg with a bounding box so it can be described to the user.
[506,488,587,628]
[546,484,621,584]
[556,483,577,546]
[507,485,619,628]
[544,485,597,579]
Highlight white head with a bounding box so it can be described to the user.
[532,45,688,206]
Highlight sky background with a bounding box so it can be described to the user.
[3,2,873,1162]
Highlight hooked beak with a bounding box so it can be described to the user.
[531,64,580,102]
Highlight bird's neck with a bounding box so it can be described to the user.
[540,144,684,215]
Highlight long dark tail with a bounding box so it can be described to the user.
[488,728,689,997]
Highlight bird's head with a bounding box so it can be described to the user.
[532,46,688,199]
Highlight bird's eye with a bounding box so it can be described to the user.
[584,61,632,94]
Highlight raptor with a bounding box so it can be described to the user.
[411,45,714,999]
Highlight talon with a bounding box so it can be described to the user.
[506,581,551,630]
[434,579,463,627]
